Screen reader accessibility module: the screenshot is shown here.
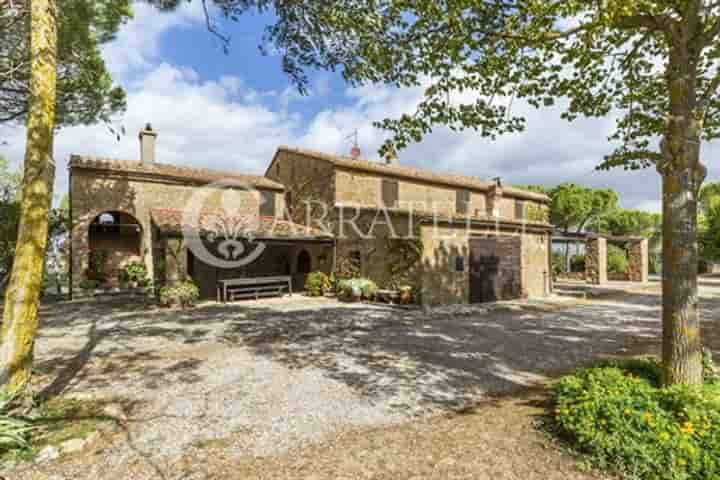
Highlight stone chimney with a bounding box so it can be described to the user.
[384,147,399,166]
[139,123,157,164]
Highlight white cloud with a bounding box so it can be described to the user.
[103,2,205,79]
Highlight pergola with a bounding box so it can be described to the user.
[552,231,649,285]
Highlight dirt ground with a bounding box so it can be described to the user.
[175,389,602,480]
[3,276,719,479]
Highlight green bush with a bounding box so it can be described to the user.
[159,281,200,308]
[337,278,378,301]
[570,254,586,273]
[87,250,109,281]
[122,262,147,284]
[551,252,565,278]
[0,390,34,453]
[607,244,629,273]
[552,359,720,480]
[305,271,331,297]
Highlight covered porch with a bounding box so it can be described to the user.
[151,208,334,299]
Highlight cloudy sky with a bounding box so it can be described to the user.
[1,2,718,212]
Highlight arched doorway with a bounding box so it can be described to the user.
[294,250,311,291]
[88,211,143,286]
[297,250,311,274]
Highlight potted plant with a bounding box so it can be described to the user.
[159,281,200,308]
[123,262,147,289]
[305,271,332,297]
[398,285,413,305]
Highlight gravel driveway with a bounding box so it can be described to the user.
[5,277,720,479]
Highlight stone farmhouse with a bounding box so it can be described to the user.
[69,125,554,305]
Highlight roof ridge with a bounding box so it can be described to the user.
[70,154,285,190]
[276,146,550,202]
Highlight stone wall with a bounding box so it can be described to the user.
[585,237,608,285]
[70,169,283,288]
[419,224,550,305]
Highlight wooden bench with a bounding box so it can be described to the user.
[217,276,292,302]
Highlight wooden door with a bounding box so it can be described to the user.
[469,236,522,303]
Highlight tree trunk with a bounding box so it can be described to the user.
[661,168,703,385]
[0,0,58,395]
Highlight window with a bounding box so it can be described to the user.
[455,255,465,272]
[456,190,470,215]
[260,190,276,217]
[381,179,399,207]
[514,200,525,220]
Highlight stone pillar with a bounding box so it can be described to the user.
[165,238,187,283]
[585,237,607,285]
[627,239,649,283]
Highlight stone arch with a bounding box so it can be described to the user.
[86,210,144,286]
[297,249,312,274]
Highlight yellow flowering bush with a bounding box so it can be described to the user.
[553,359,720,479]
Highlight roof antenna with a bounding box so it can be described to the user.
[346,129,361,159]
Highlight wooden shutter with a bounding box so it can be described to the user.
[260,190,276,217]
[456,190,470,215]
[514,200,525,220]
[382,179,399,207]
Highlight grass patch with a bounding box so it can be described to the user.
[1,395,120,463]
[551,358,720,479]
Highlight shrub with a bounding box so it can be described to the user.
[79,278,100,290]
[305,271,331,297]
[552,252,566,277]
[87,250,109,281]
[570,254,586,273]
[123,262,147,284]
[337,278,378,301]
[0,391,33,453]
[607,244,629,274]
[552,358,720,480]
[159,281,200,308]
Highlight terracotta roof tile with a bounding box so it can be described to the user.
[150,208,332,240]
[275,146,550,203]
[69,155,285,191]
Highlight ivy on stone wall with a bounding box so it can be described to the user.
[384,222,423,289]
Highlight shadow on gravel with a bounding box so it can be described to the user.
[31,281,720,413]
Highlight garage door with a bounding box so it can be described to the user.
[469,236,522,303]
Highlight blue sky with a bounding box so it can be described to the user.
[2,2,719,212]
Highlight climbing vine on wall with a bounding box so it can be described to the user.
[384,222,423,289]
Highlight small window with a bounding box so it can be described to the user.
[456,190,470,215]
[276,163,280,175]
[514,200,525,220]
[455,255,465,272]
[260,190,276,217]
[381,179,399,207]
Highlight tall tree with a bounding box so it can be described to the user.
[0,0,130,395]
[259,0,720,385]
[0,0,127,126]
[0,0,59,394]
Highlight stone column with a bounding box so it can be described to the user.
[627,239,649,283]
[165,238,187,283]
[585,237,607,285]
